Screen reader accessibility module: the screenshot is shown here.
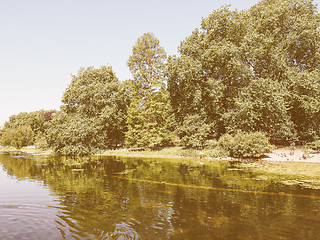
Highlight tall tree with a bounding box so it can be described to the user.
[126,33,171,148]
[46,66,128,155]
[168,6,248,140]
[168,0,320,144]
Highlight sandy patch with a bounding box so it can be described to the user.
[262,149,320,163]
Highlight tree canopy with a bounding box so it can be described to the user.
[0,110,51,148]
[46,66,127,155]
[167,0,320,144]
[2,0,320,154]
[126,33,172,149]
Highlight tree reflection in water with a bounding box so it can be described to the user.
[1,154,320,239]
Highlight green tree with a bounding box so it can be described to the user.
[167,0,320,144]
[167,6,249,137]
[46,65,127,155]
[243,0,320,142]
[224,78,297,144]
[0,110,51,148]
[177,114,213,149]
[126,33,171,149]
[1,125,34,149]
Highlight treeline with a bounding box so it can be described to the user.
[1,0,320,156]
[0,110,55,149]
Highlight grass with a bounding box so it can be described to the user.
[0,145,53,156]
[240,161,320,189]
[100,146,320,189]
[99,146,229,159]
[2,145,320,189]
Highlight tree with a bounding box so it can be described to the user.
[1,125,34,149]
[126,33,171,149]
[46,65,127,155]
[177,114,213,149]
[0,110,50,148]
[224,78,297,144]
[168,6,249,138]
[167,0,320,144]
[243,0,320,142]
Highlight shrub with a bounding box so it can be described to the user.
[177,114,212,149]
[217,134,235,154]
[307,140,320,151]
[218,132,272,158]
[34,132,49,150]
[45,112,97,155]
[0,125,34,149]
[205,139,218,149]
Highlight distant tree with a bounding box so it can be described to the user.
[0,110,51,148]
[2,110,47,135]
[126,33,172,149]
[46,65,127,155]
[1,125,34,149]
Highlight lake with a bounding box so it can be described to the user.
[0,152,320,239]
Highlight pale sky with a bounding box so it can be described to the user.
[0,0,319,126]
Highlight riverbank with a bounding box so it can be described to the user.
[100,148,320,189]
[0,146,53,156]
[100,147,320,163]
[2,145,320,189]
[2,145,320,163]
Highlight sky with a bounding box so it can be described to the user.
[0,0,319,127]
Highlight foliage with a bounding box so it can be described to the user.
[126,33,172,149]
[177,114,213,149]
[43,110,56,122]
[46,112,97,155]
[167,6,248,135]
[217,132,272,158]
[224,78,297,144]
[286,70,320,142]
[307,140,320,151]
[3,0,320,153]
[0,110,51,148]
[2,110,47,136]
[34,132,49,150]
[46,65,127,155]
[167,0,320,145]
[0,125,34,149]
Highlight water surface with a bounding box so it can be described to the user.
[0,153,320,239]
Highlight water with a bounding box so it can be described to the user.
[0,153,320,239]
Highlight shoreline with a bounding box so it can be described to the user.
[1,146,320,164]
[2,145,320,188]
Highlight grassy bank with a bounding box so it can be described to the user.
[100,147,320,189]
[99,147,230,160]
[2,145,320,189]
[0,146,53,156]
[240,161,320,189]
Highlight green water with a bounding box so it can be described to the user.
[0,153,320,240]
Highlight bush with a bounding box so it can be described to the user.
[34,132,49,150]
[217,134,235,154]
[0,125,34,149]
[177,115,212,149]
[45,112,97,155]
[217,132,272,158]
[307,140,320,151]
